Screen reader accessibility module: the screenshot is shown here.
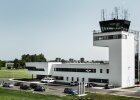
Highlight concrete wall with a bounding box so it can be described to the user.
[93,31,135,87]
[52,63,109,83]
[121,32,135,87]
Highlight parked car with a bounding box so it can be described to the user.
[30,83,38,89]
[3,83,14,88]
[41,77,55,83]
[85,83,97,87]
[70,81,79,86]
[20,84,31,90]
[64,88,78,95]
[34,85,45,92]
[14,82,23,86]
[85,83,93,87]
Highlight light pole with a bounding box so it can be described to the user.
[12,68,15,79]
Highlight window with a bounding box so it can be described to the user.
[25,66,44,71]
[77,77,79,82]
[118,34,122,38]
[94,34,127,41]
[66,77,68,81]
[100,69,103,73]
[113,35,118,39]
[82,78,85,82]
[88,78,109,83]
[93,69,96,73]
[55,68,96,73]
[72,77,74,81]
[106,69,109,74]
[108,35,113,39]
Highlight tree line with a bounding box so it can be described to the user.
[14,53,47,69]
[0,53,47,69]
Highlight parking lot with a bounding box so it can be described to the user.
[0,78,78,96]
[1,78,140,98]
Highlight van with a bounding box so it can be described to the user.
[41,77,55,83]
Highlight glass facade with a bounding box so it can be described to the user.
[25,66,44,71]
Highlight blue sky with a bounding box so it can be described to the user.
[0,0,139,60]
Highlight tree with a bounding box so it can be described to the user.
[61,59,66,63]
[19,60,25,68]
[0,60,6,70]
[37,54,47,62]
[13,59,20,69]
[0,60,2,70]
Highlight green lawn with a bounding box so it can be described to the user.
[0,88,140,100]
[0,88,63,100]
[0,69,32,79]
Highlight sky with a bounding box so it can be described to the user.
[0,0,139,61]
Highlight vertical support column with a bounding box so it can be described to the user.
[78,82,80,95]
[83,82,85,94]
[80,82,83,94]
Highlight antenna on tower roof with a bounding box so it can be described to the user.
[124,9,129,20]
[120,7,124,19]
[111,12,114,19]
[114,7,119,19]
[101,9,105,21]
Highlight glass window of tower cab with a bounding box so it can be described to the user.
[100,19,130,33]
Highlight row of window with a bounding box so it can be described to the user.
[25,67,45,71]
[47,75,109,83]
[65,77,109,83]
[100,26,129,32]
[94,34,127,41]
[54,68,109,74]
[66,77,84,82]
[88,78,109,83]
[54,68,96,73]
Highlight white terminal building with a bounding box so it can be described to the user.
[25,12,139,88]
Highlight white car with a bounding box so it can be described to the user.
[41,77,55,83]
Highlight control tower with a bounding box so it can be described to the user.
[93,8,139,87]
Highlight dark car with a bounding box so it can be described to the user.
[64,88,78,95]
[104,83,112,89]
[104,83,113,89]
[30,83,38,89]
[86,83,97,88]
[34,85,45,92]
[70,81,79,86]
[20,84,31,90]
[14,82,23,86]
[3,83,14,88]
